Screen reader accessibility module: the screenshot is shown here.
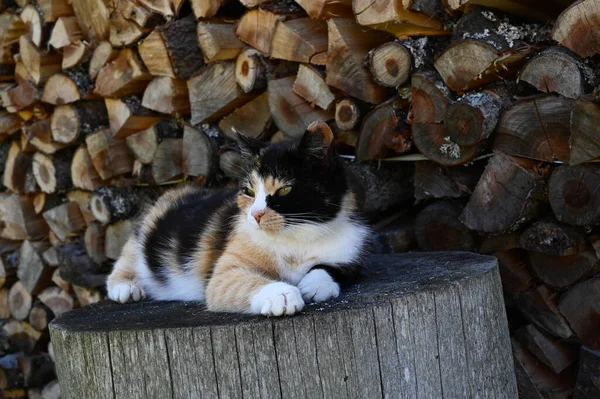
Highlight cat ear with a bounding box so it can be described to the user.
[236,132,267,159]
[298,121,334,158]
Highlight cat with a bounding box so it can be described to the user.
[106,122,370,316]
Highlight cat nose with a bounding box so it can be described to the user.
[252,209,266,223]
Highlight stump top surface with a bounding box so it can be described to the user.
[50,252,496,332]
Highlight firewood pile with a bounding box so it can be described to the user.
[0,0,599,397]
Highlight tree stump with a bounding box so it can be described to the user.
[49,253,516,399]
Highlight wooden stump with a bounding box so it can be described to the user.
[49,253,517,399]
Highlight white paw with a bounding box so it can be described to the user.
[298,269,340,303]
[250,282,304,316]
[108,283,145,303]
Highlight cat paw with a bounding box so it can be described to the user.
[298,269,340,303]
[251,282,304,316]
[108,283,145,303]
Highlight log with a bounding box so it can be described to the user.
[570,98,600,165]
[0,111,25,136]
[574,346,600,399]
[0,287,10,319]
[61,40,88,70]
[71,146,105,191]
[141,76,190,117]
[51,268,71,294]
[23,120,68,155]
[190,0,226,18]
[558,277,600,349]
[0,194,48,240]
[8,281,32,320]
[411,70,452,124]
[493,95,572,163]
[460,153,546,234]
[268,76,333,138]
[414,160,483,200]
[85,128,135,180]
[41,69,93,105]
[0,73,39,113]
[295,0,353,19]
[235,9,280,56]
[549,164,600,227]
[151,139,182,183]
[138,15,204,79]
[42,201,86,242]
[17,240,53,295]
[0,247,18,288]
[119,0,165,28]
[20,4,50,48]
[70,0,110,41]
[271,18,328,65]
[514,285,574,339]
[182,125,214,178]
[126,119,183,164]
[38,286,73,317]
[84,222,106,264]
[355,97,412,161]
[326,18,391,104]
[2,141,36,194]
[66,190,95,225]
[197,22,244,62]
[48,16,82,49]
[18,36,62,85]
[56,238,108,288]
[521,220,589,256]
[414,200,476,252]
[32,150,73,194]
[2,320,42,354]
[94,49,152,98]
[38,0,73,23]
[43,247,59,267]
[495,249,536,297]
[89,41,117,81]
[293,65,336,110]
[234,47,298,93]
[105,96,162,139]
[218,92,275,140]
[29,301,54,332]
[108,9,147,48]
[188,61,255,124]
[50,101,109,145]
[515,324,578,374]
[335,98,360,131]
[104,219,134,260]
[366,41,412,88]
[89,187,153,225]
[412,123,480,166]
[50,253,518,399]
[552,0,600,58]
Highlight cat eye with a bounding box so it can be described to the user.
[277,186,292,196]
[244,187,255,197]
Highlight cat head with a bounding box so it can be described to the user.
[236,121,354,235]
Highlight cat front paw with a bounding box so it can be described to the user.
[298,269,340,303]
[250,282,304,316]
[108,282,145,303]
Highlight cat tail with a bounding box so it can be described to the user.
[106,234,145,303]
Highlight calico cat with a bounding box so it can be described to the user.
[106,122,370,316]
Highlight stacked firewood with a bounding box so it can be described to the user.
[0,0,599,397]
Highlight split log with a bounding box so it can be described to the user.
[20,4,50,48]
[38,286,73,317]
[29,301,54,332]
[235,9,280,56]
[271,18,328,65]
[32,150,73,194]
[108,9,147,48]
[126,119,183,164]
[574,346,600,399]
[515,324,578,374]
[188,61,255,124]
[412,123,479,166]
[51,269,71,294]
[94,49,152,97]
[62,41,89,70]
[234,47,298,93]
[33,193,64,217]
[493,95,572,163]
[495,249,536,297]
[0,288,9,319]
[23,120,67,155]
[89,187,153,225]
[8,281,32,320]
[295,0,353,19]
[197,22,244,62]
[89,41,117,81]
[106,96,162,139]
[18,240,53,295]
[569,98,600,165]
[552,0,600,58]
[355,96,411,161]
[105,219,134,260]
[558,277,600,349]
[0,247,18,288]
[70,0,110,41]
[268,76,333,138]
[293,65,336,110]
[0,74,39,112]
[219,149,246,180]
[414,200,476,252]
[85,128,134,180]
[38,0,73,23]
[141,77,190,117]
[519,46,599,99]
[66,190,95,225]
[50,101,109,145]
[460,153,546,234]
[118,0,164,28]
[73,285,102,307]
[414,160,483,200]
[42,201,86,242]
[366,41,412,88]
[43,247,59,267]
[549,164,600,227]
[335,98,360,131]
[18,36,62,85]
[50,253,518,399]
[190,0,226,18]
[2,141,36,194]
[411,70,452,124]
[182,125,214,178]
[514,285,574,339]
[2,320,42,354]
[151,138,182,183]
[218,92,275,140]
[326,18,391,104]
[138,15,204,79]
[0,194,48,240]
[84,222,106,264]
[512,338,575,399]
[132,160,154,184]
[521,220,589,256]
[48,16,82,49]
[0,111,25,136]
